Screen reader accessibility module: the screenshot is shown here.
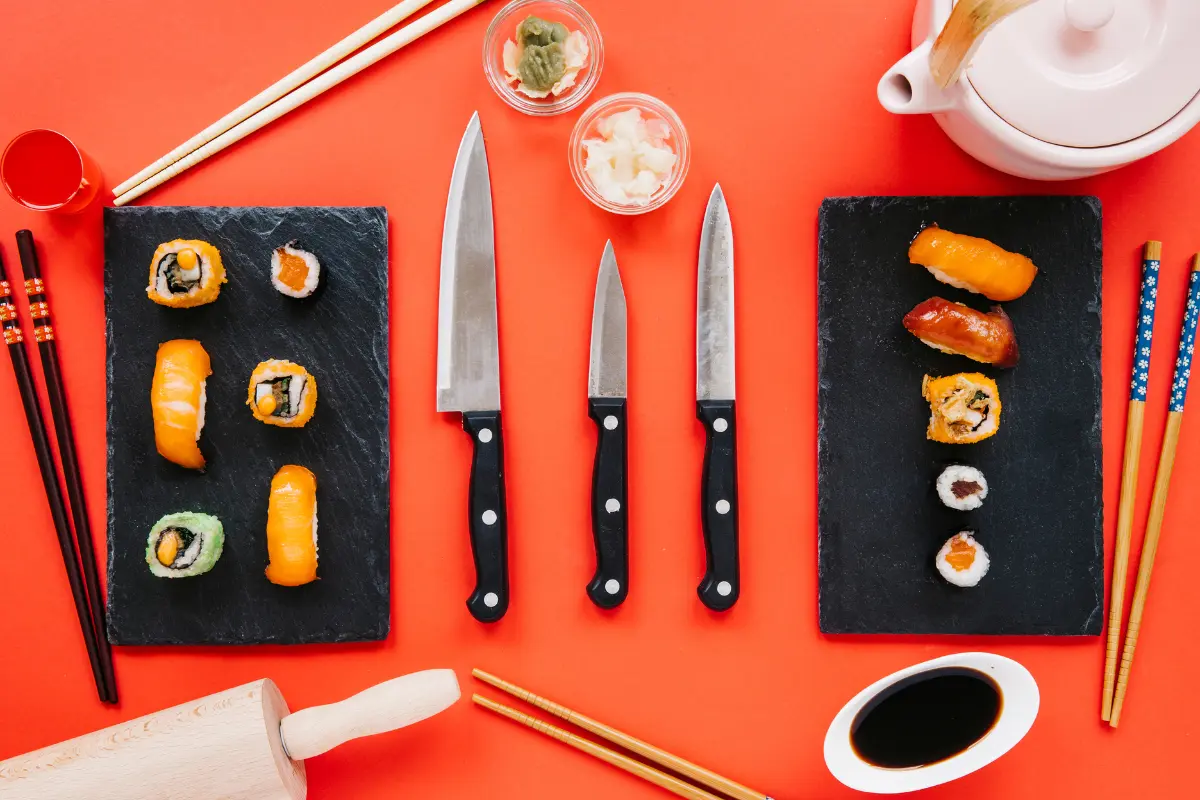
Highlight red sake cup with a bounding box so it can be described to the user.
[1,129,102,213]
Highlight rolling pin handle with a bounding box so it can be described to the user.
[279,669,461,761]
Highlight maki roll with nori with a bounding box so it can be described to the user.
[271,240,321,299]
[936,464,989,510]
[146,512,224,578]
[146,239,226,308]
[935,532,990,588]
[247,359,317,427]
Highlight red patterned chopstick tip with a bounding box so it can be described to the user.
[0,280,10,297]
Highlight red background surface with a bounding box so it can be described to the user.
[2,1,1199,797]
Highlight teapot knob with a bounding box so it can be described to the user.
[1065,0,1116,31]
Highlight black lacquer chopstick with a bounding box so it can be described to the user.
[15,231,117,703]
[0,245,112,704]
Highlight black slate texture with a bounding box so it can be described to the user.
[817,196,1103,636]
[105,207,389,645]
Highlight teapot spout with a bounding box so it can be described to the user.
[878,41,957,115]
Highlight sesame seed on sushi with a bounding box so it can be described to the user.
[248,359,317,428]
[271,240,321,299]
[936,465,989,510]
[936,532,990,588]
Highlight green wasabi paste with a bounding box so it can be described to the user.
[516,15,570,92]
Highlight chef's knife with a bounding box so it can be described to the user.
[586,240,629,609]
[696,184,739,611]
[437,112,508,623]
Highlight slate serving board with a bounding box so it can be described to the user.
[817,196,1103,636]
[105,207,389,645]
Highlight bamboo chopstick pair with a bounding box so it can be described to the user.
[1101,242,1200,727]
[112,0,492,206]
[0,233,117,704]
[472,669,772,800]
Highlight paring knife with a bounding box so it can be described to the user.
[586,241,629,609]
[437,112,508,623]
[696,184,739,611]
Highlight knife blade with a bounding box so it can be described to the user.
[437,112,508,623]
[586,240,629,609]
[696,184,739,611]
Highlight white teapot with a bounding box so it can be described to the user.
[878,0,1200,180]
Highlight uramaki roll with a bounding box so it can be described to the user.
[147,239,226,308]
[922,373,1001,444]
[247,359,317,428]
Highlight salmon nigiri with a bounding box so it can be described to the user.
[151,339,211,470]
[265,465,318,586]
[909,226,1038,302]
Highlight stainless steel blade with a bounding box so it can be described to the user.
[697,184,735,401]
[588,240,628,399]
[437,112,501,413]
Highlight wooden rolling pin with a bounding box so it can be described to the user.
[0,669,459,799]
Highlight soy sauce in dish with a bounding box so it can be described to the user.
[850,667,1001,769]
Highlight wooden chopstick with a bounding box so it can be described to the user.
[1109,255,1200,728]
[111,0,438,197]
[473,695,724,800]
[15,231,117,703]
[1101,241,1162,721]
[0,248,113,704]
[929,0,1038,88]
[114,0,491,206]
[473,669,770,800]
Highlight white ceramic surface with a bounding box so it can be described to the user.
[824,652,1040,794]
[877,0,1200,179]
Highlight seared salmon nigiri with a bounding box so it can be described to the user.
[151,339,211,470]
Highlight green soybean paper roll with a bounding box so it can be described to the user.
[146,512,224,578]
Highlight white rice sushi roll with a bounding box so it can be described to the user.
[936,532,990,588]
[936,464,988,510]
[270,240,321,298]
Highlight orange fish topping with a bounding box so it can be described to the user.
[946,536,977,572]
[276,250,310,292]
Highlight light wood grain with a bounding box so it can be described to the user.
[473,669,768,800]
[111,0,438,196]
[929,0,1039,88]
[1102,400,1146,720]
[113,0,490,206]
[473,695,725,800]
[1110,411,1184,727]
[281,669,460,760]
[0,680,306,800]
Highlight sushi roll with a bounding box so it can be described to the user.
[935,532,990,588]
[909,226,1038,302]
[146,512,224,578]
[147,239,226,308]
[265,465,318,586]
[921,373,1001,444]
[936,464,989,510]
[271,241,321,299]
[151,339,211,469]
[248,359,317,427]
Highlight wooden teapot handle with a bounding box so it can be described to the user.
[280,669,461,761]
[930,0,1039,89]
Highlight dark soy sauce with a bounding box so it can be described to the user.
[850,667,1002,769]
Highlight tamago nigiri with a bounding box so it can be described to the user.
[265,464,319,586]
[151,339,211,470]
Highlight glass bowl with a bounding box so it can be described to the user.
[483,0,604,116]
[569,93,690,215]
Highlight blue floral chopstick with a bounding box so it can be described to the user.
[1130,248,1161,401]
[1169,265,1200,412]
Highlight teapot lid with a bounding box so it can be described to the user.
[967,0,1200,148]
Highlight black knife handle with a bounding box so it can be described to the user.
[463,410,509,622]
[697,399,739,611]
[586,397,629,608]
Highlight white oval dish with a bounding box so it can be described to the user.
[823,652,1039,795]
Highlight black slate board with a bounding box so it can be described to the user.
[817,196,1103,636]
[105,207,389,645]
